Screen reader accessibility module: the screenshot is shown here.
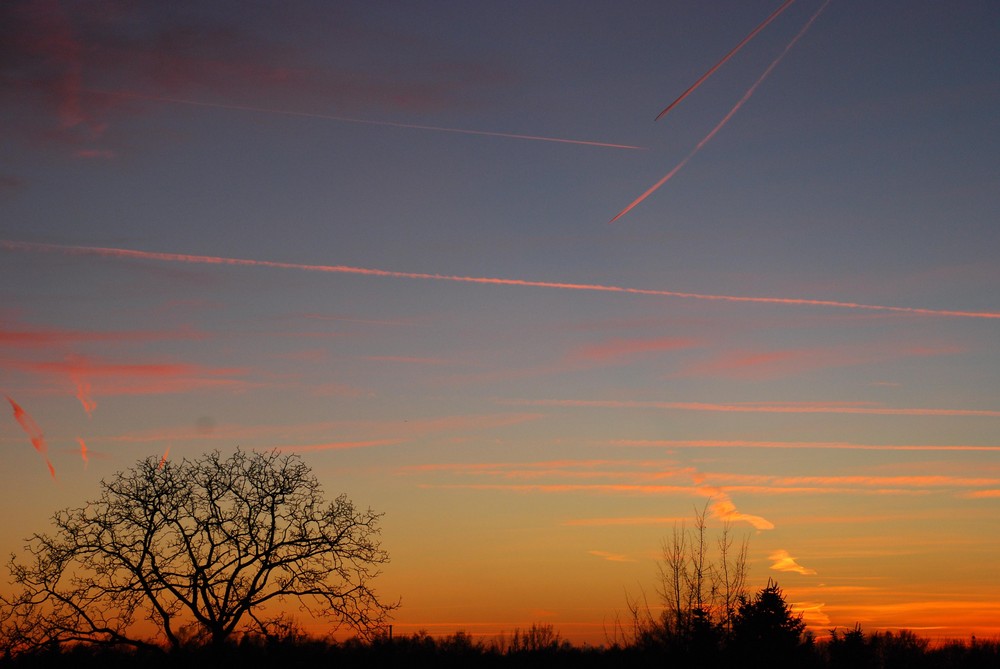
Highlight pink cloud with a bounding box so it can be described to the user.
[587,550,636,563]
[3,353,248,402]
[272,439,403,452]
[614,439,1000,452]
[106,413,540,448]
[5,394,56,479]
[503,398,1000,417]
[77,436,89,469]
[567,337,698,363]
[363,355,461,365]
[1,1,522,153]
[677,344,964,379]
[0,323,206,347]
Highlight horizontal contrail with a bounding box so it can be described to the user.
[611,0,831,223]
[3,239,998,319]
[615,439,1000,451]
[504,398,1000,417]
[95,91,646,151]
[655,0,798,121]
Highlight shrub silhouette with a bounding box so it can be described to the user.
[730,578,805,663]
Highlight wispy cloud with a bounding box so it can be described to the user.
[2,1,643,155]
[362,355,465,366]
[959,489,1000,499]
[696,483,774,530]
[5,240,999,320]
[410,456,1000,516]
[566,337,698,363]
[5,395,56,479]
[4,354,248,402]
[769,549,817,575]
[106,413,541,450]
[272,439,403,452]
[505,398,1000,417]
[409,459,773,529]
[588,550,637,563]
[77,436,89,469]
[563,516,688,527]
[675,344,963,380]
[0,323,206,347]
[615,439,1000,452]
[793,601,830,628]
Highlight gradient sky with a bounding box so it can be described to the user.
[2,0,999,645]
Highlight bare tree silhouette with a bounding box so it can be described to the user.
[0,449,394,654]
[619,505,749,654]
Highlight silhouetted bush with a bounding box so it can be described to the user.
[1,617,995,669]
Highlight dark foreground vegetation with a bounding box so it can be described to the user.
[2,453,994,669]
[1,625,998,669]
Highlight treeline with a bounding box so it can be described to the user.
[1,623,997,669]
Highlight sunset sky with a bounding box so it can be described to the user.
[2,0,999,644]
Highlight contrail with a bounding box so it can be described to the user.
[504,398,1000,417]
[655,0,797,121]
[95,91,646,151]
[3,239,998,319]
[610,0,831,223]
[614,439,1000,452]
[5,395,56,479]
[158,446,170,470]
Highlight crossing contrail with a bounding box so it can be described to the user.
[611,0,831,223]
[655,0,797,121]
[2,239,998,319]
[95,91,646,151]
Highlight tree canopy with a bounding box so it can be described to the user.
[0,449,394,653]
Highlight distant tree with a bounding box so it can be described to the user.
[0,449,394,654]
[731,578,805,662]
[657,506,749,643]
[616,506,749,659]
[505,623,567,653]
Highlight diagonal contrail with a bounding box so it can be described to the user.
[94,91,646,151]
[655,0,798,121]
[2,239,998,319]
[611,0,831,223]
